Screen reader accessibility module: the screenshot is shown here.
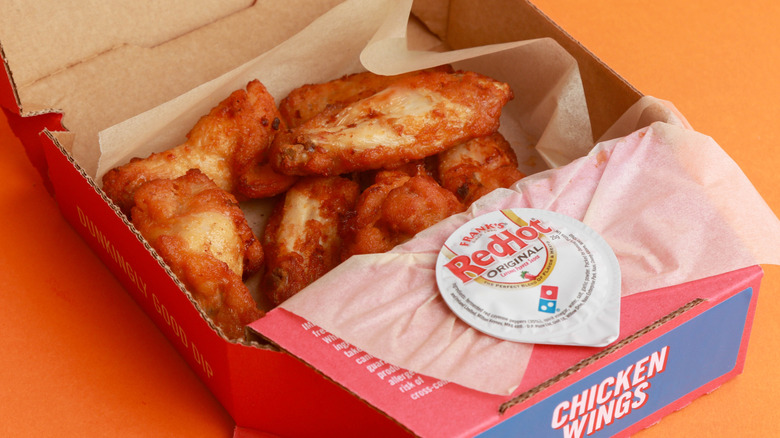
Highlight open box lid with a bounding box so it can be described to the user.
[1,0,642,177]
[0,0,344,175]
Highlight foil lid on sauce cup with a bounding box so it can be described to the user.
[435,208,621,347]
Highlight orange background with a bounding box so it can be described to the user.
[1,1,778,436]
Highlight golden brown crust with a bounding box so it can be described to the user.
[235,123,300,199]
[341,163,464,259]
[262,176,360,306]
[104,69,521,316]
[102,80,284,215]
[131,169,263,340]
[278,65,455,129]
[270,70,513,176]
[437,132,526,206]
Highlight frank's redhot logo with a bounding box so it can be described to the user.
[442,211,556,289]
[435,208,621,346]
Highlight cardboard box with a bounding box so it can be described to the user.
[0,1,772,436]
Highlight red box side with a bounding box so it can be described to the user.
[40,129,233,394]
[1,56,64,193]
[0,47,19,114]
[38,129,408,437]
[254,266,763,437]
[510,265,764,408]
[1,108,62,195]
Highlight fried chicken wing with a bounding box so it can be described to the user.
[131,169,264,341]
[341,163,464,259]
[278,65,454,129]
[234,120,299,199]
[271,70,513,176]
[103,79,286,214]
[262,176,360,306]
[437,132,526,206]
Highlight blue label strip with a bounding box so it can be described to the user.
[480,287,753,438]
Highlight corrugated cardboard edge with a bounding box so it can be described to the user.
[1,40,61,117]
[253,330,417,437]
[498,298,705,414]
[0,41,21,113]
[40,127,275,350]
[248,297,712,434]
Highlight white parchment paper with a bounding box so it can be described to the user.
[281,116,780,395]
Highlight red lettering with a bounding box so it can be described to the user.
[530,218,553,233]
[594,399,616,432]
[444,255,486,282]
[614,391,633,419]
[569,389,588,421]
[447,220,550,283]
[586,383,598,412]
[472,250,494,266]
[562,417,587,438]
[585,409,598,436]
[486,230,528,257]
[516,226,539,240]
[631,382,650,410]
[646,346,669,379]
[632,356,650,385]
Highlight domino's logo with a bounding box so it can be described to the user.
[539,285,558,313]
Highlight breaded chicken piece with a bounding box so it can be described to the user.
[437,132,525,206]
[278,65,454,129]
[235,119,299,199]
[103,79,288,214]
[341,163,464,259]
[262,176,360,306]
[131,169,264,341]
[271,70,513,176]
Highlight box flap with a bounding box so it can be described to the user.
[412,0,642,140]
[1,1,250,96]
[0,0,344,168]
